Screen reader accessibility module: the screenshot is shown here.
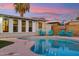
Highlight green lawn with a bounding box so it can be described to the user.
[0,40,14,48]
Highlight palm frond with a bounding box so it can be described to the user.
[14,3,30,17]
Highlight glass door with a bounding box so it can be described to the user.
[22,20,26,32]
[29,21,32,32]
[13,20,18,32]
[3,19,9,32]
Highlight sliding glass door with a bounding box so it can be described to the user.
[22,20,26,32]
[38,21,42,29]
[3,19,9,32]
[29,21,32,32]
[13,20,18,32]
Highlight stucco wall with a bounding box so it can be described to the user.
[51,24,61,35]
[65,24,79,36]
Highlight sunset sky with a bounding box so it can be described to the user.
[0,3,79,21]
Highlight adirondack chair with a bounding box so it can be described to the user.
[48,30,54,36]
[38,29,46,36]
[58,30,66,36]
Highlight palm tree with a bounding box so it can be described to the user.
[14,3,30,17]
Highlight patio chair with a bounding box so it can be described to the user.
[48,30,54,36]
[58,30,66,36]
[65,31,73,37]
[38,29,46,36]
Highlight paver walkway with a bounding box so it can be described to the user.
[0,38,38,56]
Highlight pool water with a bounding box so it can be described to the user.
[31,39,79,56]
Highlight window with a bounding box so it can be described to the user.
[22,20,26,32]
[3,19,9,32]
[13,20,18,32]
[29,21,32,32]
[38,21,42,29]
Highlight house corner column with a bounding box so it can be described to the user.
[9,18,13,33]
[32,21,36,32]
[26,20,29,32]
[18,19,22,32]
[0,17,3,33]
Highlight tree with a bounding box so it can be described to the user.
[14,3,30,17]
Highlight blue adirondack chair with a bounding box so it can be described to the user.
[38,29,46,36]
[65,30,73,37]
[48,30,54,36]
[58,30,66,36]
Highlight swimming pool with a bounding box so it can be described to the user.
[31,39,79,56]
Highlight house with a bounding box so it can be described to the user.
[0,14,46,34]
[1,13,79,37]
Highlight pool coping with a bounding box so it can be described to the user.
[25,36,79,41]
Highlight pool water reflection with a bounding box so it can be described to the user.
[31,39,79,56]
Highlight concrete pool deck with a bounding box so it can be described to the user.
[0,38,38,56]
[0,36,79,56]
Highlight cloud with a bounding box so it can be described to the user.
[0,3,14,10]
[30,6,79,21]
[31,6,77,15]
[0,3,78,21]
[0,3,78,15]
